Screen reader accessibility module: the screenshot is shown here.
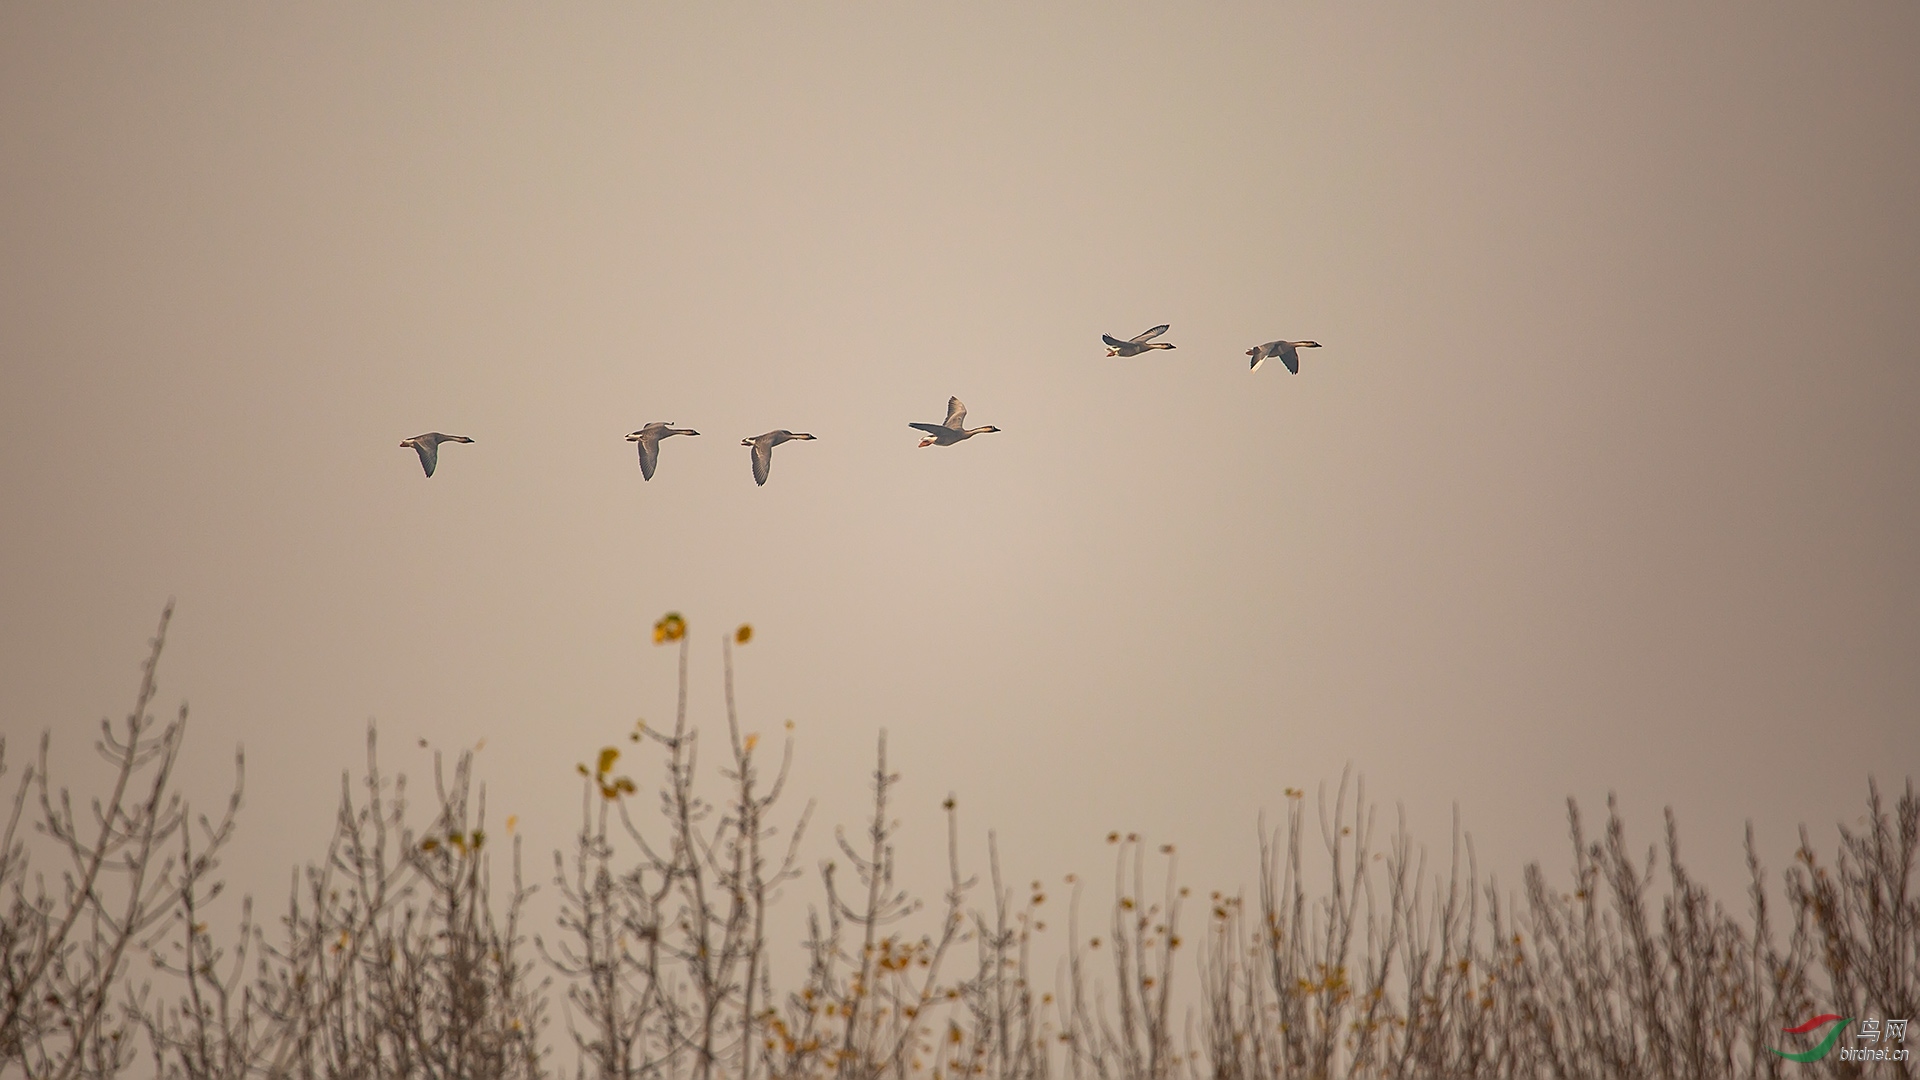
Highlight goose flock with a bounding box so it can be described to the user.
[400,327,1323,482]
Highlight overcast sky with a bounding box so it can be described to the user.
[2,3,1916,951]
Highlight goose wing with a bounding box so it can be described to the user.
[943,397,967,429]
[410,439,439,477]
[1130,324,1170,344]
[635,431,661,480]
[1102,334,1130,350]
[908,422,947,435]
[750,439,773,486]
[1280,344,1300,375]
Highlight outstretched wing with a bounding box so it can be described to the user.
[635,432,660,480]
[943,397,967,429]
[751,440,772,486]
[1130,324,1169,344]
[1281,344,1300,375]
[1102,334,1129,350]
[908,422,946,435]
[412,440,439,477]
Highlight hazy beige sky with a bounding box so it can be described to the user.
[2,3,1916,940]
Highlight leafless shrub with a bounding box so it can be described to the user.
[1056,832,1185,1080]
[1785,778,1918,1080]
[1175,779,1916,1080]
[947,836,1047,1080]
[547,624,986,1080]
[543,626,818,1080]
[2,607,545,1080]
[4,609,1914,1080]
[0,603,236,1079]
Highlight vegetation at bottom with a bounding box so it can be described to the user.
[2,607,1914,1080]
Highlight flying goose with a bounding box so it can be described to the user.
[741,430,817,486]
[625,423,700,480]
[399,433,473,477]
[909,397,1001,447]
[1247,339,1322,374]
[1103,324,1175,357]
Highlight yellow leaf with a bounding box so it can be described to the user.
[744,734,759,752]
[598,747,619,775]
[506,815,518,834]
[735,624,753,644]
[653,612,686,644]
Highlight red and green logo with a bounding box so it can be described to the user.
[1769,1014,1852,1063]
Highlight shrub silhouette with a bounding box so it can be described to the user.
[2,609,1913,1079]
